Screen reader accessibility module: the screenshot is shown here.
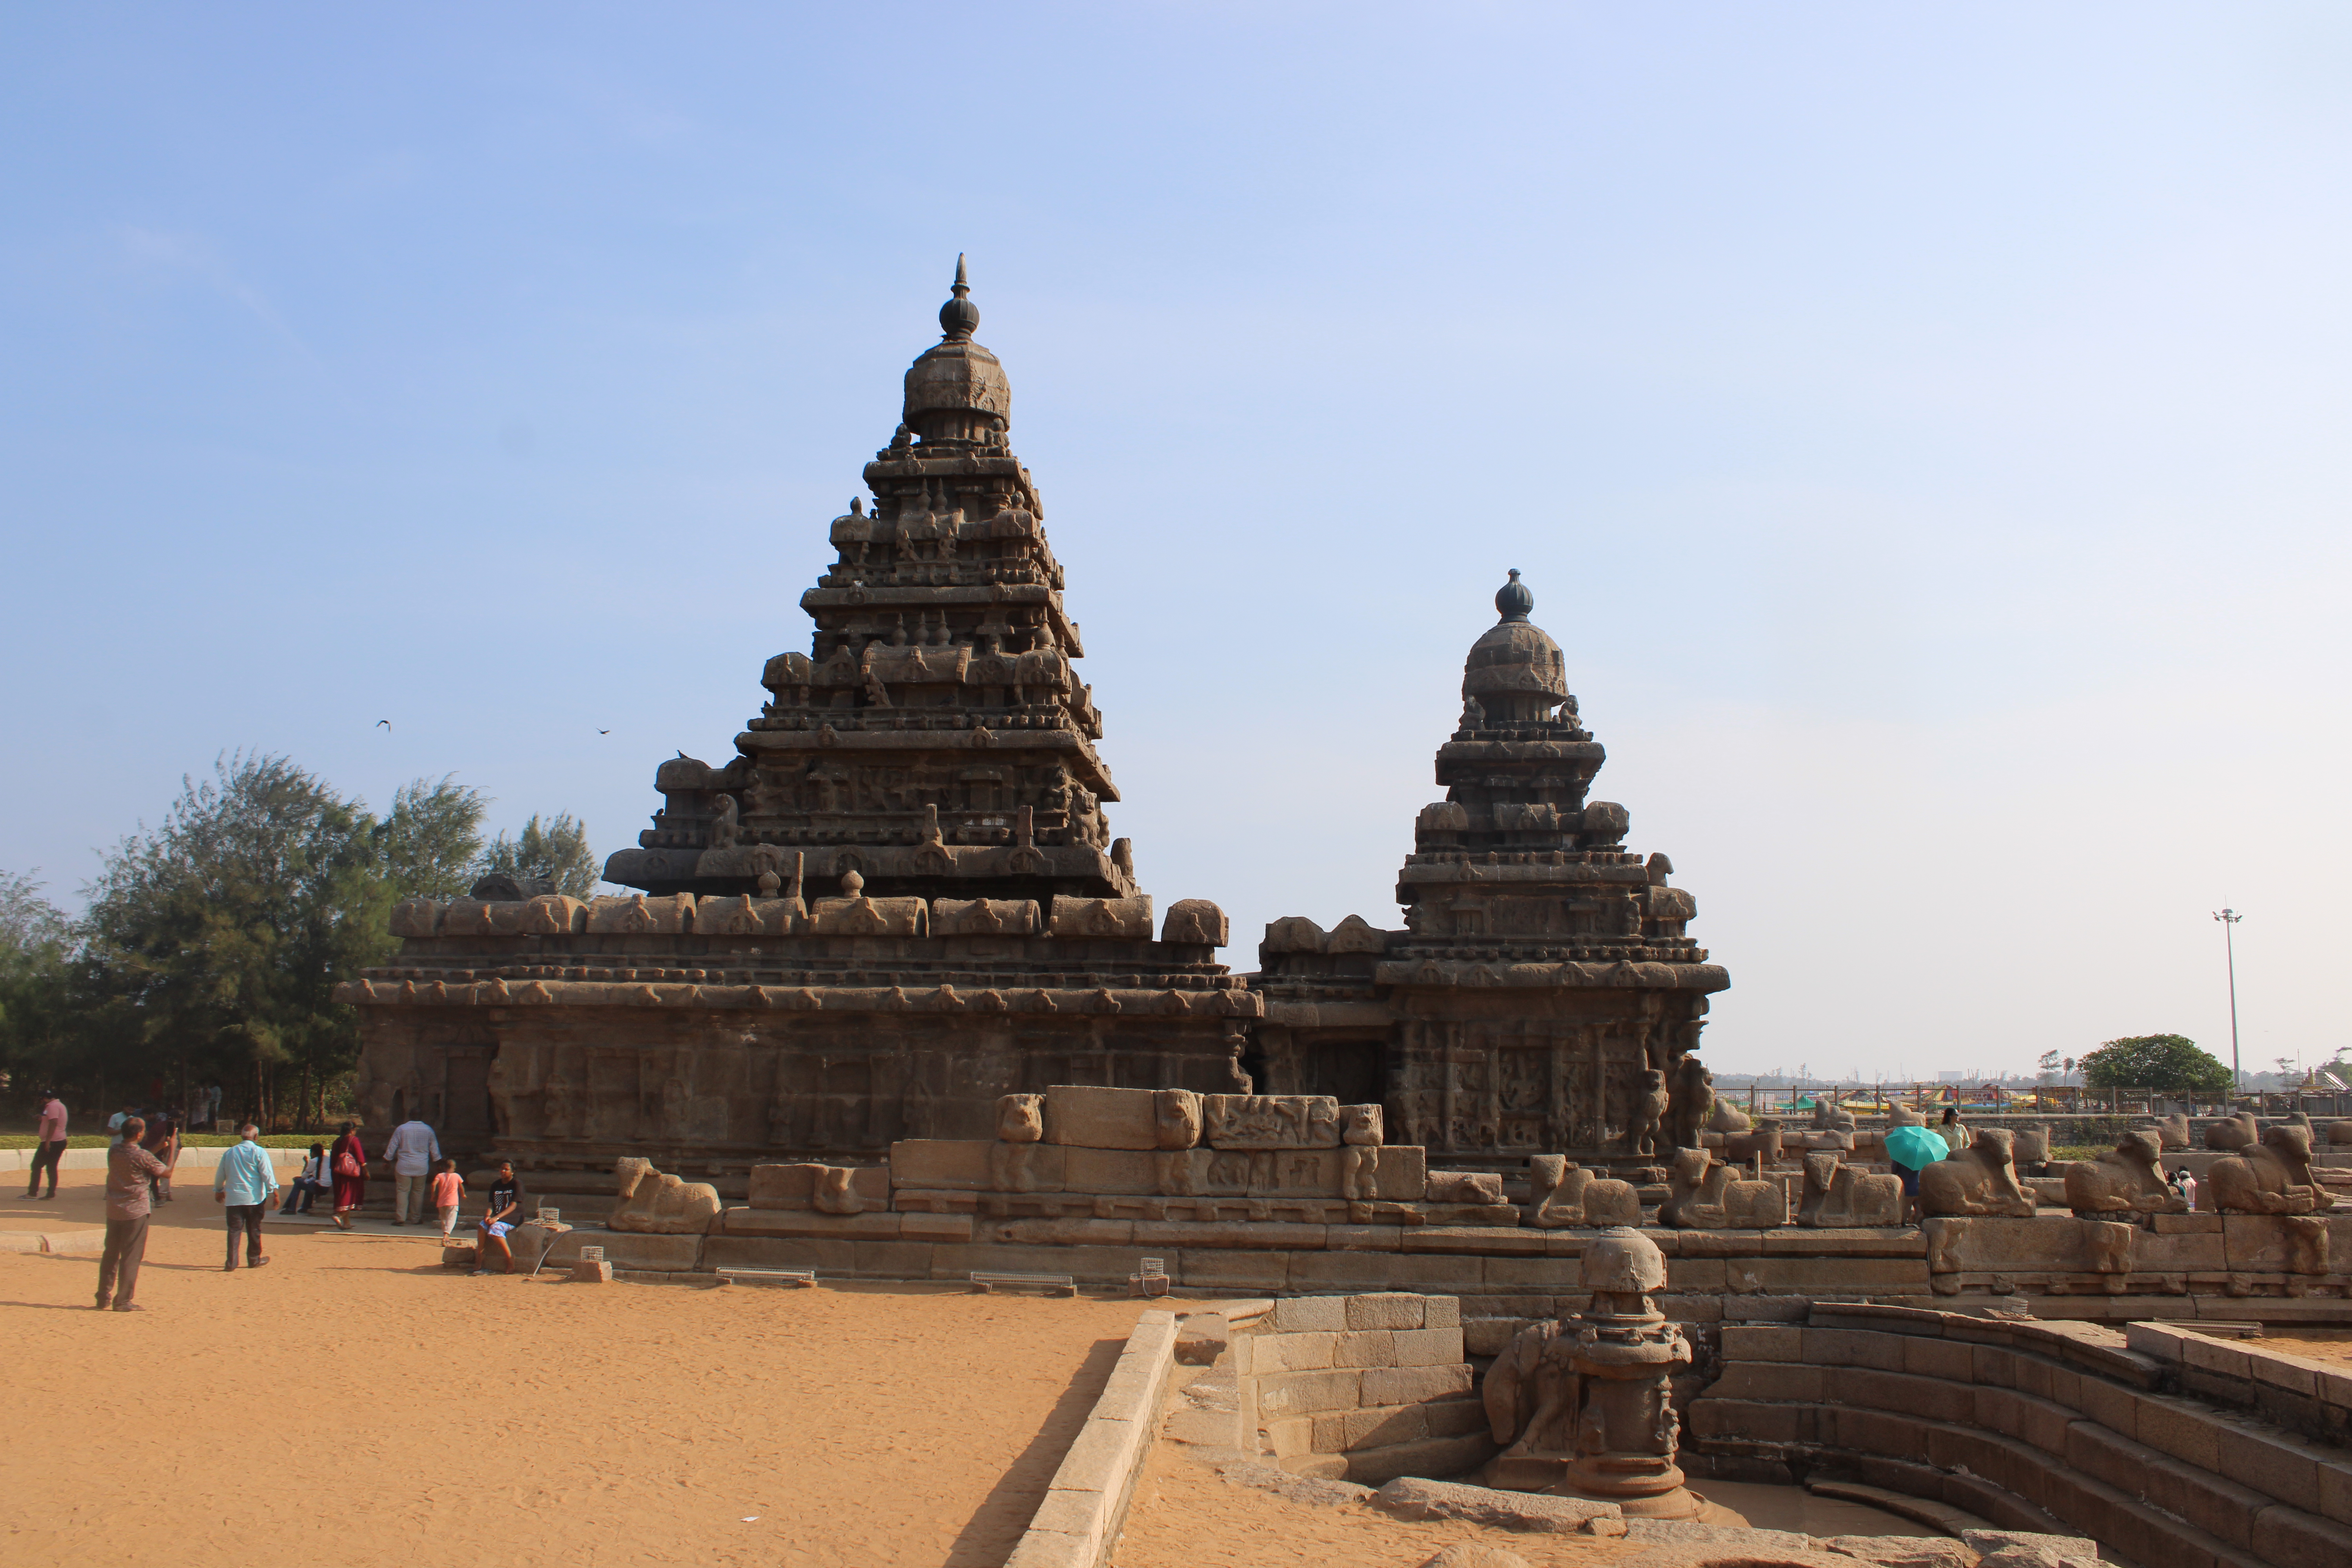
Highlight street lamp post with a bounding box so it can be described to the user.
[2214,909,2243,1098]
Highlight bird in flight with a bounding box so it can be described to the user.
[376,719,391,731]
[599,729,610,735]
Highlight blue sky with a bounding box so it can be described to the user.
[5,5,2348,1081]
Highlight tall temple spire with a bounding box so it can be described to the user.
[601,267,1131,904]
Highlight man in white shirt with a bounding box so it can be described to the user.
[383,1116,442,1225]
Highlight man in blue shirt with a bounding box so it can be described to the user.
[213,1123,283,1272]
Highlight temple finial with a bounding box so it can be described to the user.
[939,253,978,340]
[1495,568,1534,623]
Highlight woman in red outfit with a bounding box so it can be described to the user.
[328,1121,368,1230]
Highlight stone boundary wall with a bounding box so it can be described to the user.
[1689,1301,2352,1568]
[621,1223,1937,1299]
[1002,1309,1178,1568]
[1236,1292,1493,1484]
[2124,1321,2352,1450]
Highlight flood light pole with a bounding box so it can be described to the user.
[2214,909,2243,1096]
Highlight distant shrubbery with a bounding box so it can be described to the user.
[0,755,597,1129]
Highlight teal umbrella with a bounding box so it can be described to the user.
[1884,1125,1949,1172]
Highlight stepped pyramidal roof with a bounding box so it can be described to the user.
[603,257,1136,904]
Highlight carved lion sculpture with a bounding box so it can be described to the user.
[2062,1131,2185,1216]
[2209,1125,2324,1214]
[1154,1089,1204,1151]
[1482,1318,1565,1448]
[1523,1155,1641,1229]
[2204,1112,2259,1151]
[1664,1057,1713,1151]
[1628,1069,1668,1158]
[1916,1128,2036,1218]
[1661,1147,1786,1229]
[1798,1151,1902,1227]
[608,1156,722,1234]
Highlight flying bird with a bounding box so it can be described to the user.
[376,719,390,731]
[599,729,610,735]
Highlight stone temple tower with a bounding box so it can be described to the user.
[603,254,1132,904]
[1251,572,1730,1162]
[344,262,1254,1174]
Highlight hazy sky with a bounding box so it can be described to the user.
[5,5,2349,1082]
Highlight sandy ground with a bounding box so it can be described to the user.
[1111,1454,1935,1568]
[1114,1446,1631,1568]
[2260,1328,2352,1366]
[2,1168,1150,1568]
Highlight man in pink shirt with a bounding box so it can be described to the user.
[25,1089,67,1200]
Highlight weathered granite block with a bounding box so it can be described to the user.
[888,1139,994,1190]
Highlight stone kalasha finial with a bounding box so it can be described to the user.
[939,253,978,341]
[1495,568,1533,624]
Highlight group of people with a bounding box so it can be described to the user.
[25,1094,537,1308]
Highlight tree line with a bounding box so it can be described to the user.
[0,754,598,1129]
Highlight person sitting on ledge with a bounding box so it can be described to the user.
[280,1143,331,1215]
[474,1161,524,1276]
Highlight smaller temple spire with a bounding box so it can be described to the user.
[939,253,979,341]
[1495,568,1534,623]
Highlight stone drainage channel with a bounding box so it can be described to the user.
[998,1291,2113,1568]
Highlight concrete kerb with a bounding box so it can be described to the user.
[1002,1308,1181,1568]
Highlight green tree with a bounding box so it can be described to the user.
[2079,1034,2232,1094]
[81,754,394,1128]
[375,774,491,899]
[0,871,77,1105]
[478,812,599,898]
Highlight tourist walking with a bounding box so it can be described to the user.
[430,1158,466,1238]
[98,1116,167,1311]
[328,1121,368,1229]
[24,1088,66,1199]
[475,1160,523,1274]
[280,1143,332,1214]
[214,1123,282,1270]
[383,1114,442,1225]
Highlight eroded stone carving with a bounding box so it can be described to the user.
[1797,1151,1901,1228]
[608,1156,722,1234]
[2210,1125,2324,1214]
[1160,898,1228,946]
[2204,1112,2259,1151]
[1659,1147,1786,1229]
[1918,1128,2036,1218]
[2063,1131,2186,1216]
[1483,1229,1710,1518]
[1524,1154,1642,1229]
[1203,1094,1341,1149]
[1628,1069,1668,1158]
